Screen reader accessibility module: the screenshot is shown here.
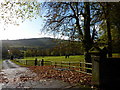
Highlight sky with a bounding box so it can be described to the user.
[0,0,55,40]
[0,0,68,40]
[0,17,55,40]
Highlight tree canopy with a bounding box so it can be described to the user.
[0,0,41,30]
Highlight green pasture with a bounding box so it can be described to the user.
[112,53,120,58]
[14,53,120,67]
[12,55,85,67]
[21,53,120,62]
[22,55,85,62]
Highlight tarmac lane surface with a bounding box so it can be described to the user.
[0,60,71,89]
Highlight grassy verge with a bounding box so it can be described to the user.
[0,60,2,70]
[10,60,30,67]
[0,60,2,64]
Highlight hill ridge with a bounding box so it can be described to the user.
[2,37,58,49]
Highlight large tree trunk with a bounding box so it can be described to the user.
[83,2,92,63]
[106,3,112,57]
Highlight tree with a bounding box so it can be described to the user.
[1,0,41,58]
[0,0,41,30]
[109,2,120,34]
[2,46,9,59]
[98,2,120,56]
[110,3,120,53]
[42,2,102,62]
[9,48,21,58]
[83,2,92,62]
[106,3,112,57]
[99,2,112,57]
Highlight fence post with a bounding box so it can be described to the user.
[82,62,85,72]
[26,60,27,65]
[35,58,37,66]
[50,61,52,66]
[69,61,70,69]
[41,59,44,66]
[80,62,81,71]
[61,61,62,68]
[55,62,56,68]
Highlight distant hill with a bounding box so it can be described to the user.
[2,37,59,49]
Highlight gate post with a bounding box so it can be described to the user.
[90,51,101,87]
[35,58,37,66]
[41,59,44,66]
[90,47,107,88]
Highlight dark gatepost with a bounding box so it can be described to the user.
[41,59,44,66]
[35,58,37,66]
[26,60,27,65]
[90,47,107,88]
[10,55,14,60]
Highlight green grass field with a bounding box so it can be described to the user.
[112,53,120,58]
[14,53,120,67]
[12,55,85,67]
[22,55,85,62]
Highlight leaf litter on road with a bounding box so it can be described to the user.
[28,66,92,86]
[0,71,9,83]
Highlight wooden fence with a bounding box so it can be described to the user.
[15,59,92,75]
[50,61,92,75]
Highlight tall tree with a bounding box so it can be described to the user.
[106,3,112,57]
[42,2,102,62]
[83,2,92,62]
[110,2,120,53]
[99,2,120,54]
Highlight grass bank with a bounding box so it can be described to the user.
[0,60,3,70]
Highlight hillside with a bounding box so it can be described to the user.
[2,37,59,49]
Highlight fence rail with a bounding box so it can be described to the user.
[15,59,92,75]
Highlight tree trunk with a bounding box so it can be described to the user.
[83,2,92,63]
[106,3,112,57]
